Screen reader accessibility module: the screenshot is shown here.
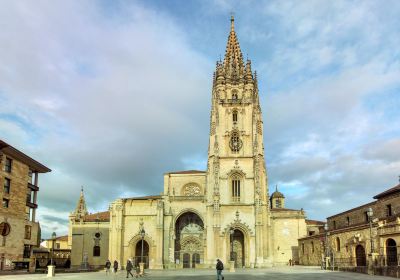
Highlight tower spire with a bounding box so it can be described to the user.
[74,186,88,220]
[223,15,244,77]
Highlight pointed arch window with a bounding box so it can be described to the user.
[232,110,238,124]
[231,173,241,202]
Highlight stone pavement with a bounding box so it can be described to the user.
[0,266,395,280]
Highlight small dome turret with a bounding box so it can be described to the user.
[270,185,285,209]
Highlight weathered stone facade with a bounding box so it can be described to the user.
[0,140,51,271]
[69,17,309,270]
[299,182,400,273]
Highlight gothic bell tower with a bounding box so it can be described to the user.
[206,16,271,267]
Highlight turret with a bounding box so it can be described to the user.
[270,185,285,209]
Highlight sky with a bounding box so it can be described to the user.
[1,0,400,238]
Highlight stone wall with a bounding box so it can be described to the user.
[70,222,109,269]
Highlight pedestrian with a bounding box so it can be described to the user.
[126,259,134,278]
[216,258,224,280]
[113,260,119,274]
[105,259,111,275]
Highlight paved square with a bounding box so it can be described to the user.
[0,267,395,280]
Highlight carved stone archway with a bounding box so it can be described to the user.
[174,212,204,268]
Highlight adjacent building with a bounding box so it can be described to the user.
[0,140,51,271]
[68,17,310,270]
[299,182,400,275]
[33,235,71,269]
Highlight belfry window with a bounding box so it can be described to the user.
[229,130,242,153]
[231,174,241,202]
[232,110,238,123]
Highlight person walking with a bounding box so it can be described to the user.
[113,260,119,274]
[216,259,224,280]
[126,259,134,278]
[105,259,111,275]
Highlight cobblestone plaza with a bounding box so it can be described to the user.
[0,267,396,280]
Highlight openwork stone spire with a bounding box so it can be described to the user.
[223,15,244,79]
[74,186,88,220]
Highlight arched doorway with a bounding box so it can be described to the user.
[386,239,398,266]
[355,245,366,266]
[175,212,204,268]
[135,240,149,268]
[229,229,245,268]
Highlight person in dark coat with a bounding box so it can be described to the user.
[216,259,224,280]
[105,259,111,275]
[126,259,134,278]
[113,260,119,273]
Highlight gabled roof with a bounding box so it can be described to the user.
[373,183,400,199]
[56,235,68,241]
[0,139,51,173]
[306,219,325,226]
[83,211,110,222]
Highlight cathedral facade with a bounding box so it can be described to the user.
[69,17,308,270]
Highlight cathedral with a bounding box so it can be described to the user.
[68,17,308,270]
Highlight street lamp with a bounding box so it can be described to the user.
[367,207,374,253]
[51,232,56,266]
[229,228,234,261]
[140,228,145,263]
[324,224,328,270]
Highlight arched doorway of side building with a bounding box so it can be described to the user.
[355,244,366,266]
[386,238,398,266]
[134,240,149,268]
[174,211,204,268]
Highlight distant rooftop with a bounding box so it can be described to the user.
[306,219,325,226]
[373,183,400,199]
[83,211,110,222]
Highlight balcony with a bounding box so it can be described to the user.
[28,183,39,191]
[219,98,251,105]
[26,201,37,209]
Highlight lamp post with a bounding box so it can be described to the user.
[367,207,374,253]
[230,228,234,261]
[139,228,145,275]
[229,228,235,272]
[51,232,56,265]
[47,232,56,277]
[324,223,329,270]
